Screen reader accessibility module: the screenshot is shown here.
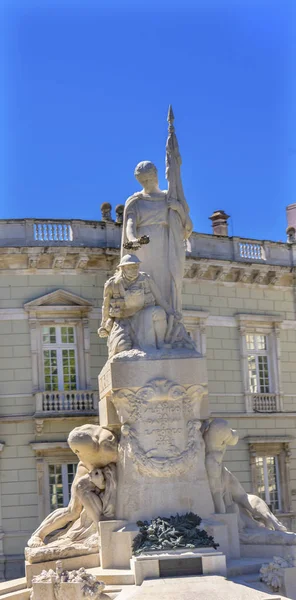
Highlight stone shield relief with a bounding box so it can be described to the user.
[112,378,207,478]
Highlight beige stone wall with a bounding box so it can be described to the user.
[0,266,296,577]
[183,277,296,530]
[0,271,108,577]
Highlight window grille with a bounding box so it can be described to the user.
[255,455,281,512]
[42,326,78,391]
[246,334,270,394]
[49,463,78,510]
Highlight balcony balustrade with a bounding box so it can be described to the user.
[35,389,98,416]
[251,393,278,413]
[239,242,265,261]
[34,222,73,242]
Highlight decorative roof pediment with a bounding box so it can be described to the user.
[24,289,93,316]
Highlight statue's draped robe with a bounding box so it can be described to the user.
[121,192,186,312]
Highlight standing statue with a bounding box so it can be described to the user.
[98,254,184,358]
[26,425,118,562]
[121,107,193,318]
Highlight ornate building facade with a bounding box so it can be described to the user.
[0,205,296,578]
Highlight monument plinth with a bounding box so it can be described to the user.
[99,354,213,522]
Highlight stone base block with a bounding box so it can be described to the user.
[99,355,209,420]
[240,543,296,560]
[32,581,97,600]
[25,553,100,587]
[130,548,226,586]
[31,581,55,600]
[202,513,240,559]
[99,520,139,569]
[283,565,296,600]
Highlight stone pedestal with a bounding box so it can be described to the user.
[130,548,226,586]
[25,554,100,587]
[99,520,138,569]
[283,566,296,600]
[201,513,240,559]
[99,355,214,522]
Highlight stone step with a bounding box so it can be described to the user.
[104,585,135,600]
[227,557,266,578]
[87,567,135,585]
[0,579,29,600]
[231,574,270,590]
[0,589,31,600]
[0,579,27,598]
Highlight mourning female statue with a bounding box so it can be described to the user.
[203,419,296,547]
[121,107,193,321]
[26,425,118,563]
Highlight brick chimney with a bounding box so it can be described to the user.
[286,204,296,243]
[100,202,113,222]
[209,210,230,236]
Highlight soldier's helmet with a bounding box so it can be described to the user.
[118,254,142,267]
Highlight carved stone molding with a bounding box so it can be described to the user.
[52,254,65,269]
[35,418,44,435]
[75,254,89,269]
[184,259,291,287]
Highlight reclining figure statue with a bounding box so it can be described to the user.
[26,424,118,561]
[203,418,296,545]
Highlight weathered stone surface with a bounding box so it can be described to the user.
[115,575,284,600]
[103,361,213,522]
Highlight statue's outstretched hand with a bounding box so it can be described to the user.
[98,327,109,338]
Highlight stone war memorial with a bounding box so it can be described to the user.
[4,109,296,600]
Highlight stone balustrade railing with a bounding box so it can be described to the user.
[0,218,295,268]
[34,221,73,242]
[0,218,122,249]
[189,233,296,267]
[250,393,279,413]
[35,390,98,415]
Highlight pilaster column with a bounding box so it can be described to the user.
[82,317,92,389]
[238,324,250,412]
[273,324,283,411]
[249,443,257,493]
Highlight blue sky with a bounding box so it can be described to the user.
[0,0,295,241]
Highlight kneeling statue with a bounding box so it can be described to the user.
[98,254,181,358]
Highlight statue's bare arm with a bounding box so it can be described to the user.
[27,463,88,547]
[99,281,113,333]
[126,215,138,242]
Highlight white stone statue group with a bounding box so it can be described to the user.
[27,418,295,562]
[26,109,296,565]
[98,159,195,358]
